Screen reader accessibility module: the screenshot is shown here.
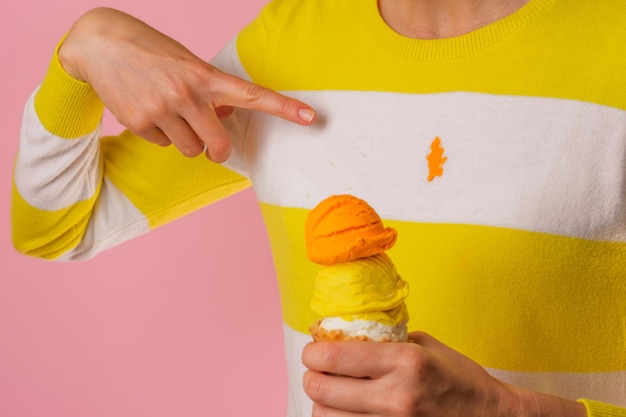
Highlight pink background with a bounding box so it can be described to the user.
[0,1,290,416]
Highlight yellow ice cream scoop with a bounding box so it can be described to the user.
[310,253,409,318]
[348,303,409,327]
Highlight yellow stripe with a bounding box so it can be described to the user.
[101,131,250,228]
[238,0,626,110]
[11,178,97,259]
[260,203,626,373]
[34,36,104,139]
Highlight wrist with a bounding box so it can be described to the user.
[58,7,111,82]
[503,385,588,417]
[57,36,84,82]
[491,382,527,417]
[35,34,104,138]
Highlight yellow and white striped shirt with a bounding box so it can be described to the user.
[12,0,626,415]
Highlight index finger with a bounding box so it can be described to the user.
[302,341,410,379]
[209,69,316,125]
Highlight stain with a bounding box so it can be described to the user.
[426,136,447,182]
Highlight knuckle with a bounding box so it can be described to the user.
[244,82,266,102]
[149,70,197,108]
[149,100,170,119]
[121,103,166,134]
[177,142,203,158]
[302,372,328,401]
[124,115,154,137]
[376,350,424,417]
[203,65,224,93]
[409,331,430,345]
[390,344,422,371]
[311,403,329,417]
[278,96,293,115]
[166,81,194,106]
[143,129,171,147]
[186,59,210,81]
[387,391,420,417]
[206,136,231,162]
[154,139,171,147]
[316,342,340,369]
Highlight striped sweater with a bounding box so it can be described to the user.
[12,0,626,415]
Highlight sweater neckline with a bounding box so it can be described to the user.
[362,0,558,61]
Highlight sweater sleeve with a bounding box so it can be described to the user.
[579,400,626,417]
[11,36,250,260]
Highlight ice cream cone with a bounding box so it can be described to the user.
[305,195,410,342]
[309,321,374,342]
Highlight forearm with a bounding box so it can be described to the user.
[506,385,587,417]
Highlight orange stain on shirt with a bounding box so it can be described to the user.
[426,137,447,181]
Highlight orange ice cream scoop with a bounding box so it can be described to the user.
[305,194,397,265]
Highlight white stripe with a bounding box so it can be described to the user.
[240,91,626,242]
[487,368,626,406]
[283,324,314,417]
[211,36,251,82]
[210,36,253,178]
[17,92,150,260]
[58,177,150,261]
[282,325,625,417]
[15,91,102,211]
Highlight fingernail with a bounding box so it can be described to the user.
[298,108,315,123]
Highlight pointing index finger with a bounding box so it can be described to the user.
[210,69,316,125]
